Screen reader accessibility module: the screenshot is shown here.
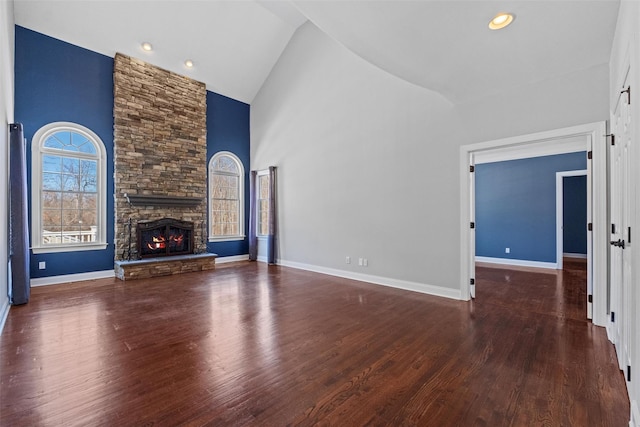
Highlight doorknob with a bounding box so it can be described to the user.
[610,239,626,249]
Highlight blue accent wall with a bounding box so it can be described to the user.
[563,175,587,254]
[15,26,115,278]
[206,91,250,257]
[15,27,252,278]
[475,152,587,263]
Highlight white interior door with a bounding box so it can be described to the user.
[469,153,476,299]
[621,80,633,387]
[610,65,632,386]
[610,110,623,356]
[586,137,593,320]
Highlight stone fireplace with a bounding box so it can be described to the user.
[112,53,215,280]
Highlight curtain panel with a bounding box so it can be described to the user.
[9,123,30,305]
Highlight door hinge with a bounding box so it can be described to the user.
[470,278,475,285]
[587,151,593,160]
[470,222,475,229]
[588,295,593,303]
[470,165,475,173]
[612,223,616,234]
[611,311,616,322]
[629,227,631,244]
[587,223,592,232]
[628,365,632,382]
[622,86,631,105]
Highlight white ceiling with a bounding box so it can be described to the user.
[294,0,620,104]
[13,0,307,104]
[14,0,620,105]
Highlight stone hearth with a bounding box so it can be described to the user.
[115,253,217,281]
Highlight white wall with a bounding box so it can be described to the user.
[454,63,609,143]
[0,0,14,332]
[609,1,640,424]
[252,23,464,295]
[251,22,609,296]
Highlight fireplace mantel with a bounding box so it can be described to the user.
[124,193,203,207]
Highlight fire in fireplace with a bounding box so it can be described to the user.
[137,218,194,258]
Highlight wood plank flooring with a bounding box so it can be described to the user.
[0,260,629,426]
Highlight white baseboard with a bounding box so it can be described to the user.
[631,400,639,427]
[0,298,10,336]
[30,270,115,287]
[215,254,249,264]
[278,259,461,300]
[475,256,557,270]
[606,322,614,343]
[563,252,587,259]
[257,255,268,263]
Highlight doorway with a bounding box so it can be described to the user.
[557,171,588,269]
[459,122,608,326]
[556,170,590,317]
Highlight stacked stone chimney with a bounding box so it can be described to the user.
[113,53,207,261]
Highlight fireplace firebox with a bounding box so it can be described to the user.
[137,218,194,258]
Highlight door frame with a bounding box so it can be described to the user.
[459,121,608,327]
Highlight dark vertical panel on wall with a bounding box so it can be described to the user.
[206,91,250,257]
[475,152,586,263]
[15,26,115,278]
[8,123,30,304]
[563,175,587,255]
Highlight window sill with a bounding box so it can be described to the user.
[208,235,246,243]
[257,236,268,241]
[32,243,109,254]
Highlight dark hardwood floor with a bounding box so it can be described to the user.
[0,260,629,426]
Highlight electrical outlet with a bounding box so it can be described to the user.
[505,248,510,254]
[38,261,46,270]
[363,258,368,267]
[358,258,363,266]
[346,256,351,264]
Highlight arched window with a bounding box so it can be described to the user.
[31,122,107,253]
[209,151,245,241]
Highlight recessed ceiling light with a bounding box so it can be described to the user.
[141,42,153,51]
[184,60,194,68]
[489,13,514,30]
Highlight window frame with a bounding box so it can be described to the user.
[31,122,108,254]
[256,169,270,239]
[208,151,245,242]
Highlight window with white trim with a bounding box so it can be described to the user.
[31,122,108,253]
[209,152,244,241]
[257,170,270,237]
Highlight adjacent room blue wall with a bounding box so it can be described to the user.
[15,26,115,278]
[475,152,587,264]
[563,175,587,255]
[206,91,250,257]
[16,27,251,278]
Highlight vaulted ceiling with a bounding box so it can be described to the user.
[13,0,620,105]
